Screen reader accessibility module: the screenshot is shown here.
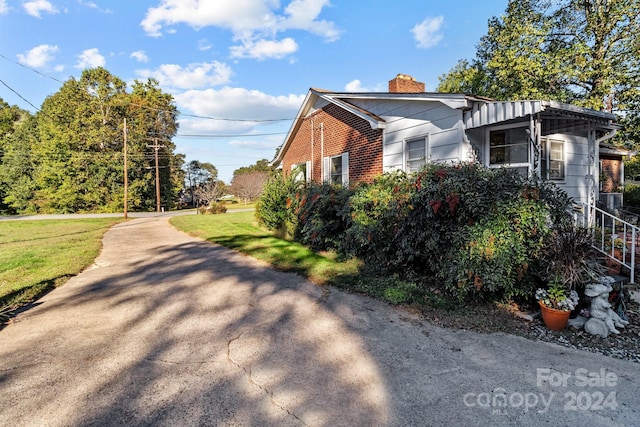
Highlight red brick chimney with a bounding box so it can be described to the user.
[388,74,425,93]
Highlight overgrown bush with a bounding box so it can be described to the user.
[294,183,353,252]
[441,198,550,301]
[387,164,525,276]
[255,171,302,238]
[256,162,576,304]
[343,171,413,265]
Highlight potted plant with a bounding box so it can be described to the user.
[535,280,579,330]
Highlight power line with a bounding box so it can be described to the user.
[0,78,42,112]
[174,131,288,138]
[0,54,64,84]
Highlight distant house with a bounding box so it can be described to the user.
[272,74,625,207]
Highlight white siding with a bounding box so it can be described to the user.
[551,133,590,204]
[347,99,464,172]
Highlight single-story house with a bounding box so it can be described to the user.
[272,74,626,207]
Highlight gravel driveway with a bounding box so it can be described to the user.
[1,217,639,426]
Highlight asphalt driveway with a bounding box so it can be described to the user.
[1,217,639,426]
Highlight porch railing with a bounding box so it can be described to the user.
[576,203,637,283]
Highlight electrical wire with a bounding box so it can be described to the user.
[0,78,43,113]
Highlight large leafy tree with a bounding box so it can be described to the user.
[26,68,129,212]
[0,101,35,213]
[0,98,30,213]
[438,0,640,119]
[0,68,182,213]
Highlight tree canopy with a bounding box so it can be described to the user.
[232,159,274,178]
[0,67,184,213]
[437,0,640,123]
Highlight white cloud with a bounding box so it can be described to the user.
[0,0,8,14]
[344,79,385,92]
[136,61,233,90]
[140,0,340,59]
[198,39,212,51]
[23,0,58,18]
[16,44,59,68]
[411,16,444,49]
[345,79,365,92]
[130,50,149,63]
[174,87,303,122]
[282,0,340,41]
[230,37,298,60]
[78,0,97,9]
[75,48,106,69]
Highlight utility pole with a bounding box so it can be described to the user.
[123,118,128,219]
[147,138,163,213]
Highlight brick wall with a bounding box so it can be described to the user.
[282,104,383,184]
[601,158,622,192]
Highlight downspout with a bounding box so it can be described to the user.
[311,118,314,181]
[596,129,617,144]
[320,122,324,181]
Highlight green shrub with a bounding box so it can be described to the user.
[343,171,413,263]
[256,163,576,304]
[294,183,353,252]
[357,163,573,302]
[624,183,640,208]
[389,163,527,277]
[441,198,550,301]
[255,171,302,237]
[198,202,227,214]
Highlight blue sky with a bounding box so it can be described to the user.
[0,0,508,183]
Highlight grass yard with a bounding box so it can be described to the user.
[171,211,361,285]
[0,218,122,318]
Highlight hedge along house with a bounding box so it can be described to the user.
[272,74,623,207]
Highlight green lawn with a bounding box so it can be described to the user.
[171,211,361,286]
[0,218,122,318]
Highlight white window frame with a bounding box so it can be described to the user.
[486,124,530,175]
[405,136,429,173]
[291,161,312,182]
[541,138,565,181]
[323,152,349,186]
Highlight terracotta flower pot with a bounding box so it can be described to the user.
[539,301,571,331]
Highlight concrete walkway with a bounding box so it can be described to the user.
[1,217,639,426]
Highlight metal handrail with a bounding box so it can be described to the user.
[578,203,637,283]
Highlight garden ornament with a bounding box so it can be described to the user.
[583,281,629,338]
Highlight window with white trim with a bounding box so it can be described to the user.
[323,152,349,186]
[406,137,427,173]
[541,138,565,180]
[489,126,529,175]
[291,161,311,182]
